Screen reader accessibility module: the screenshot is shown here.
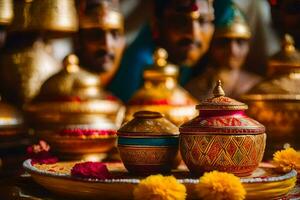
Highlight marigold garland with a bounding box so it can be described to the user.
[273,147,300,173]
[133,174,186,200]
[195,171,246,200]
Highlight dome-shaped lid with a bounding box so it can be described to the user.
[268,34,300,75]
[118,111,179,136]
[241,74,300,101]
[243,36,300,101]
[25,54,123,115]
[36,54,102,101]
[0,98,23,129]
[180,81,265,135]
[196,80,248,110]
[143,48,178,79]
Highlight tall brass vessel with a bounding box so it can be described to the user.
[125,48,198,126]
[0,0,78,106]
[8,0,78,33]
[241,34,300,157]
[0,38,61,106]
[0,0,13,26]
[30,0,78,33]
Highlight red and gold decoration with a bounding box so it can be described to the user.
[242,34,300,158]
[24,54,125,159]
[117,111,179,174]
[126,48,198,126]
[180,80,266,176]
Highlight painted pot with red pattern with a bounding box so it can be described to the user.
[118,111,179,174]
[180,80,266,177]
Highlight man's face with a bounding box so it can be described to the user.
[79,27,125,74]
[210,37,249,70]
[157,0,214,67]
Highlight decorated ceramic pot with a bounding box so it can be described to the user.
[180,80,266,177]
[118,111,179,174]
[241,34,300,158]
[125,48,198,126]
[24,54,125,159]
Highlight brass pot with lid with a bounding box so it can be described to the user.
[24,54,125,158]
[125,48,198,126]
[241,34,300,157]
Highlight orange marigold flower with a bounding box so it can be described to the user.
[195,171,246,200]
[133,174,186,200]
[273,147,300,173]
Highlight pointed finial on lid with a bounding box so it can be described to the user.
[63,54,80,73]
[282,34,295,53]
[213,80,225,97]
[153,48,168,67]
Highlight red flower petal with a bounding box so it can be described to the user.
[71,162,112,180]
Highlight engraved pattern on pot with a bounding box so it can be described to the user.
[180,134,266,175]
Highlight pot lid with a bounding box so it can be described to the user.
[241,73,300,101]
[196,80,248,110]
[118,111,179,136]
[143,48,178,79]
[268,34,300,75]
[0,98,23,129]
[25,54,123,115]
[242,36,300,101]
[35,54,103,101]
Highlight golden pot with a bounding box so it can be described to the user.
[24,54,125,158]
[8,0,78,34]
[241,34,300,158]
[126,48,198,126]
[118,111,179,174]
[0,38,61,106]
[0,0,13,26]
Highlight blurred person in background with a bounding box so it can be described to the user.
[108,0,215,102]
[185,2,261,100]
[75,0,126,87]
